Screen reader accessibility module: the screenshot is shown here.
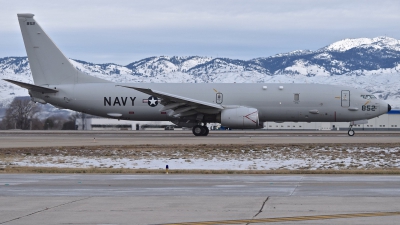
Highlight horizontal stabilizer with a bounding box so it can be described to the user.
[3,79,58,93]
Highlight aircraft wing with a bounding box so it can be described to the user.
[117,85,224,116]
[3,79,58,93]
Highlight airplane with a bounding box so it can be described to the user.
[4,13,392,136]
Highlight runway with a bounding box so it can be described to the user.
[2,174,400,197]
[1,130,400,148]
[1,131,400,224]
[1,174,400,224]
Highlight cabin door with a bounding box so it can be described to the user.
[341,90,350,107]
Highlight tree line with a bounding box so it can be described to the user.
[0,98,85,130]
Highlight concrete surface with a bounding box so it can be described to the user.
[1,130,400,148]
[2,174,400,197]
[1,130,400,224]
[1,174,400,224]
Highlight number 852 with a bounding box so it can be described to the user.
[362,105,376,111]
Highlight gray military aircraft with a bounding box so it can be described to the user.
[4,14,392,136]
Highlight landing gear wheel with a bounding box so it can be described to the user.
[192,125,209,136]
[192,125,204,136]
[202,126,209,136]
[348,130,355,136]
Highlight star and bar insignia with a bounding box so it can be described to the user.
[143,96,158,107]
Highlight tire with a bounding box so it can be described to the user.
[348,130,355,136]
[202,126,209,136]
[192,125,204,136]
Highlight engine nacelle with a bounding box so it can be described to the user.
[220,107,261,129]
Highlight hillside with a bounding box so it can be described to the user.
[1,36,399,109]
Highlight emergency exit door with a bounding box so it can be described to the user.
[341,90,350,107]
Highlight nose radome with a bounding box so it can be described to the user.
[388,104,392,112]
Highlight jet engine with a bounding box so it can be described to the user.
[220,107,262,129]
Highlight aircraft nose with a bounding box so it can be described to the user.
[388,104,392,112]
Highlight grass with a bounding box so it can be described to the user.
[1,143,400,174]
[2,166,400,174]
[1,143,399,155]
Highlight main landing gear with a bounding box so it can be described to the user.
[348,125,355,136]
[192,124,209,136]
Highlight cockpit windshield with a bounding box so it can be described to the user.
[360,95,377,99]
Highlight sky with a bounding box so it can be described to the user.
[1,0,399,65]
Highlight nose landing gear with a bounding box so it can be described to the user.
[348,125,355,136]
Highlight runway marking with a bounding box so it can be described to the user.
[159,211,400,225]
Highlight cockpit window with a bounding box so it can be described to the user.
[360,95,377,99]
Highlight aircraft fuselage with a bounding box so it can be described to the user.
[30,82,387,123]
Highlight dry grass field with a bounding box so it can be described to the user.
[1,143,400,174]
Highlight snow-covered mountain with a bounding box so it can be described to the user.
[1,36,400,110]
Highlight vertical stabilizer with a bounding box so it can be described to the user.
[17,13,109,85]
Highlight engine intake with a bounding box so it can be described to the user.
[221,107,261,129]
